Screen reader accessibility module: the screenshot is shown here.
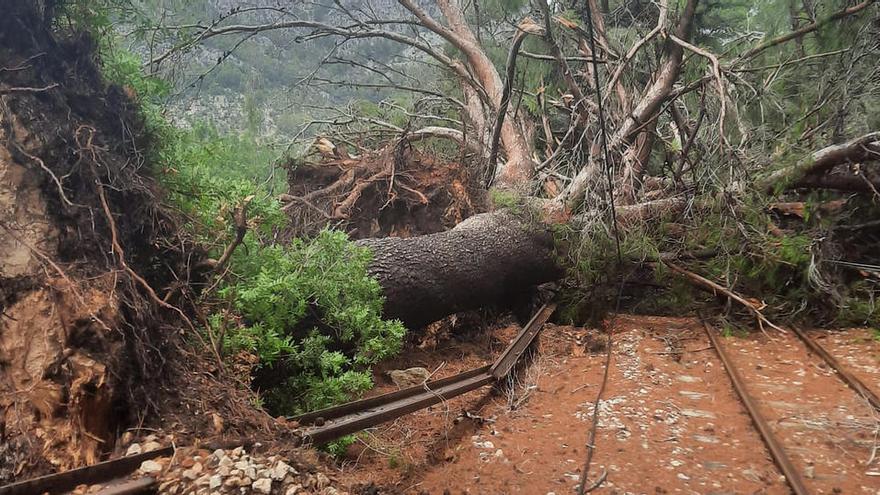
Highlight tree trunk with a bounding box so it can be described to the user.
[357,212,563,328]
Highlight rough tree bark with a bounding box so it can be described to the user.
[357,212,563,328]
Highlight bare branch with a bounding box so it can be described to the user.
[603,0,668,107]
[487,18,544,175]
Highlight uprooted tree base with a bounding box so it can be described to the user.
[282,141,487,240]
[0,3,285,481]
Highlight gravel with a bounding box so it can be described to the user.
[73,441,348,495]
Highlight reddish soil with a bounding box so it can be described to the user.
[334,316,880,494]
[722,330,880,493]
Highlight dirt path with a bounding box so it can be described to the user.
[336,316,880,494]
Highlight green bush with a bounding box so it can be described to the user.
[217,231,406,413]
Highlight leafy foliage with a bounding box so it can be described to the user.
[217,231,405,413]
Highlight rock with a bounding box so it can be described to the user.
[219,456,234,468]
[126,443,142,456]
[234,460,250,471]
[315,473,331,490]
[252,478,272,494]
[182,468,200,480]
[304,474,316,490]
[143,441,162,452]
[388,367,431,388]
[679,409,716,419]
[285,485,304,495]
[321,488,340,495]
[217,465,232,477]
[88,484,103,493]
[225,477,244,488]
[473,441,494,449]
[158,480,178,494]
[245,466,257,480]
[144,434,158,442]
[212,449,226,459]
[272,460,294,480]
[232,446,245,457]
[209,475,223,489]
[139,460,162,474]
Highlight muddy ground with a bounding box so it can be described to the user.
[331,316,880,494]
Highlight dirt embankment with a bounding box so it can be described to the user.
[0,2,277,481]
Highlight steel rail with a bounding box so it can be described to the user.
[95,477,157,495]
[300,372,496,444]
[702,321,812,495]
[789,325,880,412]
[0,447,172,495]
[491,304,557,379]
[293,365,492,425]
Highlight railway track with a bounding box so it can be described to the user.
[0,304,557,494]
[703,320,880,495]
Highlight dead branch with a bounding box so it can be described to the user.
[668,34,726,147]
[662,261,785,334]
[536,1,591,123]
[603,0,668,109]
[560,0,700,209]
[197,198,251,272]
[793,169,880,194]
[520,51,601,63]
[148,17,490,104]
[404,126,485,156]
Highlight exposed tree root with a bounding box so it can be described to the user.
[282,139,486,240]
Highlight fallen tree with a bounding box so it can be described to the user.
[358,211,563,328]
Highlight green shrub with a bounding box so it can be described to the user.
[217,230,406,413]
